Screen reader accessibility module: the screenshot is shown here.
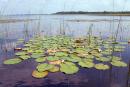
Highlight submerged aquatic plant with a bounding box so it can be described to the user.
[3,35,127,78]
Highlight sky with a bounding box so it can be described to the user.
[0,0,129,15]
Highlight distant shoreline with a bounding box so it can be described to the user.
[53,11,130,16]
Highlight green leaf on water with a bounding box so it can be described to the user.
[60,62,79,74]
[19,55,30,60]
[83,58,93,62]
[101,51,112,55]
[15,52,27,56]
[95,63,109,70]
[4,58,22,65]
[93,53,103,58]
[49,66,59,72]
[55,52,68,57]
[36,63,54,72]
[78,61,94,68]
[111,56,122,61]
[32,70,48,79]
[31,54,43,58]
[96,57,111,62]
[35,57,46,63]
[86,55,94,59]
[63,56,81,62]
[34,50,44,53]
[114,48,124,52]
[47,56,60,61]
[111,61,127,67]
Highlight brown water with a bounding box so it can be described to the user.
[0,14,130,87]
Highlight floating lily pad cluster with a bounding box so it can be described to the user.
[3,35,128,78]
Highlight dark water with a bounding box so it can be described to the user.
[0,14,130,87]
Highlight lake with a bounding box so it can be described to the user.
[0,14,130,87]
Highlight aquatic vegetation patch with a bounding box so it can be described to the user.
[3,35,128,78]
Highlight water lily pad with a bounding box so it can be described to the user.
[60,48,69,52]
[114,48,124,52]
[112,42,119,44]
[114,46,125,49]
[30,45,38,48]
[47,49,57,53]
[70,55,82,61]
[111,56,122,61]
[4,58,22,64]
[34,50,44,53]
[93,53,103,58]
[86,55,94,59]
[78,61,94,68]
[96,57,111,62]
[35,57,46,62]
[119,42,128,45]
[19,55,30,60]
[55,52,68,57]
[60,62,79,74]
[60,57,69,60]
[95,63,109,70]
[83,58,93,62]
[74,48,86,53]
[67,58,79,62]
[111,61,127,67]
[36,63,54,72]
[27,50,34,53]
[105,45,125,50]
[49,66,59,72]
[49,60,62,65]
[77,53,88,57]
[47,56,60,61]
[101,51,112,55]
[15,52,27,56]
[63,57,80,62]
[32,70,48,79]
[31,54,43,58]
